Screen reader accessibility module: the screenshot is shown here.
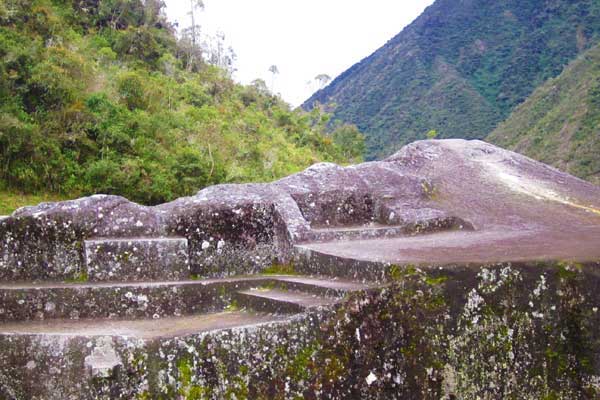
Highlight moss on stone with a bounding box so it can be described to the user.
[177,356,212,400]
[225,299,240,312]
[66,268,88,283]
[261,262,298,275]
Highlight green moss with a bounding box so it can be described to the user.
[258,281,279,291]
[542,393,561,400]
[66,268,88,283]
[556,262,580,281]
[225,299,239,312]
[177,357,193,387]
[425,275,448,286]
[223,376,249,400]
[117,251,131,263]
[261,262,297,275]
[177,356,211,400]
[286,342,319,382]
[387,264,418,281]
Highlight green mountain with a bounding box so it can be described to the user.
[0,0,362,205]
[488,43,600,185]
[303,0,600,160]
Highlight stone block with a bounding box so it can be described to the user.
[84,238,189,281]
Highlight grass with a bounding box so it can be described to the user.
[0,191,71,215]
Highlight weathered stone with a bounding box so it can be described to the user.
[0,275,369,322]
[2,139,598,283]
[1,139,600,399]
[84,238,189,282]
[84,337,122,378]
[234,288,338,314]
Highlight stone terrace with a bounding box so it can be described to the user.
[0,139,599,399]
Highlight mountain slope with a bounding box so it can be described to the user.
[488,43,600,185]
[0,0,359,205]
[303,0,600,159]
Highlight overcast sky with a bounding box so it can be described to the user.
[164,0,434,107]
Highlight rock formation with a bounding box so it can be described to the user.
[1,139,599,399]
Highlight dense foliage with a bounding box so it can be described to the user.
[0,0,364,205]
[304,0,600,160]
[488,43,600,185]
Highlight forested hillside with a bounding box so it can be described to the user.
[303,0,600,160]
[0,0,363,206]
[488,43,600,185]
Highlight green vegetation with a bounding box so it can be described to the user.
[426,129,438,140]
[0,0,364,207]
[177,356,210,400]
[224,298,239,312]
[261,262,297,275]
[304,0,600,160]
[65,267,88,283]
[488,43,600,185]
[0,190,69,214]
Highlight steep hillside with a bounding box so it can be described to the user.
[303,0,600,159]
[488,43,600,185]
[0,0,362,205]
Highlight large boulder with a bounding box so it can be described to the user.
[1,139,599,282]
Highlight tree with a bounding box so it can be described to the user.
[204,31,236,75]
[97,0,146,29]
[268,65,279,93]
[315,73,331,89]
[251,79,269,94]
[142,0,167,27]
[332,124,366,163]
[185,0,204,71]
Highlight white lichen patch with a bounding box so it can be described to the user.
[366,371,377,385]
[85,337,123,378]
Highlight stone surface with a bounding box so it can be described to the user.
[0,311,326,400]
[235,288,338,314]
[84,337,122,378]
[0,275,369,322]
[1,139,598,283]
[84,238,190,282]
[1,139,600,399]
[297,226,600,270]
[0,311,286,339]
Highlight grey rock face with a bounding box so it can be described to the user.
[84,238,189,282]
[2,139,599,282]
[84,337,122,378]
[1,139,600,399]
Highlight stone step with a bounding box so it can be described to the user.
[0,275,371,322]
[273,275,374,297]
[305,223,408,242]
[0,311,285,340]
[235,288,338,314]
[303,215,473,243]
[0,310,316,396]
[84,237,190,282]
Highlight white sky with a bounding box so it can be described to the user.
[164,0,434,107]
